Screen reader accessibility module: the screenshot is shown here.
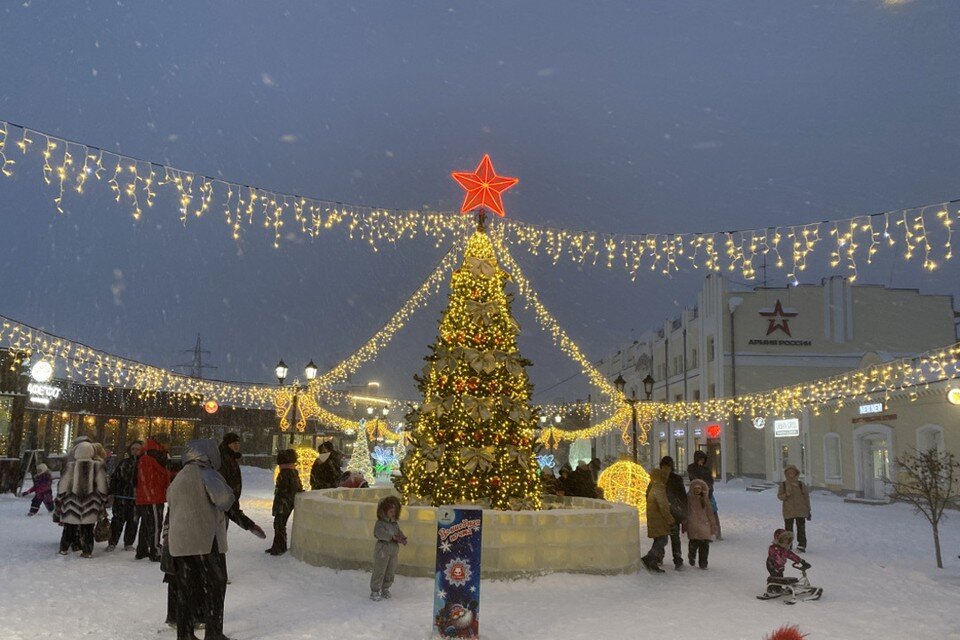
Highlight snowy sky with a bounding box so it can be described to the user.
[1,1,959,401]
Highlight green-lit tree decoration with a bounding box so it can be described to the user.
[394,222,540,510]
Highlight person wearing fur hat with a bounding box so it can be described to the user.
[54,441,108,557]
[370,495,407,601]
[777,465,812,552]
[641,468,675,573]
[166,439,237,640]
[686,478,718,569]
[23,463,54,516]
[688,450,722,540]
[266,448,303,556]
[309,441,342,490]
[766,528,807,578]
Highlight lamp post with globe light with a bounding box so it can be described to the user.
[614,373,655,464]
[275,359,318,449]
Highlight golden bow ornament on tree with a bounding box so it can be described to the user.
[460,446,496,473]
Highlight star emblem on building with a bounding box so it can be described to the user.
[758,299,798,337]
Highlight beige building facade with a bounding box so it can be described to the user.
[594,274,957,494]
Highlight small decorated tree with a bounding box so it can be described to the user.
[347,419,376,484]
[394,222,540,510]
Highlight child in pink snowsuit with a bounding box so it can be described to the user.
[23,464,54,515]
[766,528,804,577]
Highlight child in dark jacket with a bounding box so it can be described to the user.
[266,449,303,556]
[370,495,407,601]
[23,463,54,515]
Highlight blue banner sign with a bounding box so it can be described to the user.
[433,507,482,639]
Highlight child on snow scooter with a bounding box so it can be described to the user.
[759,528,821,603]
[766,528,806,578]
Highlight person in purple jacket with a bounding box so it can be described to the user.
[23,463,54,515]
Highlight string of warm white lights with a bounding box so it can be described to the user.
[646,342,960,425]
[489,227,633,442]
[0,120,471,249]
[0,315,278,407]
[2,119,959,281]
[309,237,467,393]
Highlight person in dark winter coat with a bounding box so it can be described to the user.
[660,456,688,570]
[54,442,108,557]
[218,433,263,535]
[106,440,142,551]
[165,439,237,640]
[266,449,303,556]
[540,466,560,496]
[23,463,54,515]
[370,495,407,601]
[556,464,573,497]
[687,450,721,540]
[309,441,342,490]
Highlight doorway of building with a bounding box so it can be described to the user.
[861,435,890,500]
[696,441,722,479]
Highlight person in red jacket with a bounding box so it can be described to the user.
[136,437,171,561]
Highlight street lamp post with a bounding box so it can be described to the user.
[275,359,318,450]
[614,373,655,465]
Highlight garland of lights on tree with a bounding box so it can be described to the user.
[395,156,541,511]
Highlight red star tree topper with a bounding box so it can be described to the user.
[451,154,518,218]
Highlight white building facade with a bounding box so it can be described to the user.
[595,274,957,493]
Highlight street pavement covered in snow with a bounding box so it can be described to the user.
[1,467,958,640]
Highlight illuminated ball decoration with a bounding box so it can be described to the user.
[273,444,320,489]
[705,423,722,439]
[203,399,219,414]
[947,388,960,406]
[597,460,651,522]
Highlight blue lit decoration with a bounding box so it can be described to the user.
[372,445,398,475]
[536,454,556,469]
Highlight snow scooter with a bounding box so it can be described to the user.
[757,561,823,604]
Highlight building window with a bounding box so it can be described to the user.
[917,425,944,454]
[691,349,698,369]
[0,397,12,456]
[707,337,715,362]
[824,433,842,483]
[708,384,716,399]
[694,390,701,402]
[674,394,683,403]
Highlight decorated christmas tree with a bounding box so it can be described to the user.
[347,419,376,484]
[394,220,541,510]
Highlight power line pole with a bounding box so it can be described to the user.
[174,333,217,379]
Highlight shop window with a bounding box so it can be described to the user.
[102,418,121,452]
[128,418,151,444]
[48,412,71,454]
[171,420,195,448]
[81,415,98,440]
[0,397,11,455]
[823,433,842,483]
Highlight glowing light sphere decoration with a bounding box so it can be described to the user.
[273,444,320,490]
[597,460,651,522]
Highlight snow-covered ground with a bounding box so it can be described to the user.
[1,467,959,640]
